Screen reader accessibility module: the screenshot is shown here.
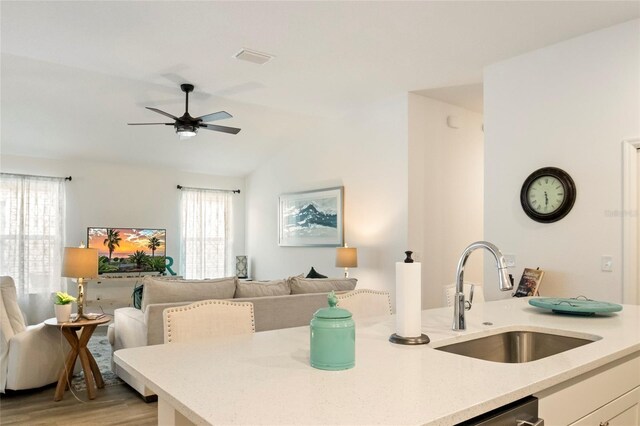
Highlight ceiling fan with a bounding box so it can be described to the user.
[128,83,241,140]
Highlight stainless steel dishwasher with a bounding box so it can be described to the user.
[457,396,544,426]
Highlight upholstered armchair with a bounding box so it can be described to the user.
[0,276,71,392]
[335,289,393,319]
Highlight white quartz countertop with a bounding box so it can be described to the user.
[114,298,640,425]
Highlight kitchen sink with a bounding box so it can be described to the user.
[434,330,599,363]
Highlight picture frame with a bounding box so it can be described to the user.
[278,186,344,247]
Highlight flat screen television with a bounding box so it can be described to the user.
[87,227,166,274]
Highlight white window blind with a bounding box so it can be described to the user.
[179,189,232,279]
[0,174,66,322]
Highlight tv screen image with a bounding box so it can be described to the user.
[87,227,166,274]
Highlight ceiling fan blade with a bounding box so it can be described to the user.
[128,123,174,125]
[200,123,241,135]
[195,111,232,123]
[145,107,179,120]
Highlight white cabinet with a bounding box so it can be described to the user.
[536,353,640,425]
[570,387,639,426]
[84,275,144,315]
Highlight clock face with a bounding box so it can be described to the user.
[526,176,566,214]
[520,167,576,223]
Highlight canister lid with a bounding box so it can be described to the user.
[313,291,352,319]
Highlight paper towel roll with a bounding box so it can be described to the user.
[395,262,422,338]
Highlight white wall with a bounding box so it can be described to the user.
[408,94,484,308]
[484,20,640,302]
[0,155,246,276]
[245,95,408,301]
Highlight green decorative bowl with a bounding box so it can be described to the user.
[529,297,623,316]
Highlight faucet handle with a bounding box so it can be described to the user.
[465,284,475,311]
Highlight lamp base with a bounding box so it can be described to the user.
[389,333,430,345]
[75,278,89,321]
[72,313,94,322]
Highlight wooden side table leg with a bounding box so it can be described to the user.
[78,324,98,399]
[54,329,80,401]
[78,347,96,399]
[87,349,105,388]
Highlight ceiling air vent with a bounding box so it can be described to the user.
[234,48,274,65]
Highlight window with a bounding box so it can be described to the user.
[179,189,233,279]
[0,174,66,320]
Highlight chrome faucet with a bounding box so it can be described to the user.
[453,241,513,330]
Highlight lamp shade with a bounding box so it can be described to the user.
[62,247,99,279]
[336,247,358,268]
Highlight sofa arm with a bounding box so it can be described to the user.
[113,307,146,351]
[144,301,194,345]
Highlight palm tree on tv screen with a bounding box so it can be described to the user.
[129,250,149,269]
[147,236,162,257]
[103,229,122,261]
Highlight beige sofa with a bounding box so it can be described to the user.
[110,275,357,399]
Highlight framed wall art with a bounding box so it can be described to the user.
[278,186,344,247]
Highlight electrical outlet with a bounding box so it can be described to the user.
[504,254,516,268]
[601,256,613,272]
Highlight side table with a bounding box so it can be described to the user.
[44,316,111,401]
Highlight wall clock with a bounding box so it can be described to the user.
[520,167,576,223]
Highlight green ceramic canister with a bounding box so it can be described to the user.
[310,291,355,370]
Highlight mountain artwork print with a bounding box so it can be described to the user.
[278,187,343,247]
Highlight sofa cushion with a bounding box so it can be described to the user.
[141,276,237,312]
[289,277,357,294]
[306,267,327,279]
[235,280,291,298]
[132,276,183,309]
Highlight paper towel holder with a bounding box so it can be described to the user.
[391,250,430,344]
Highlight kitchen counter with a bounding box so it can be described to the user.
[114,298,640,425]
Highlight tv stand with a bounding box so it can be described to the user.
[85,272,161,315]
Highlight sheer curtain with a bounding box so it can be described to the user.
[0,174,66,324]
[179,189,233,279]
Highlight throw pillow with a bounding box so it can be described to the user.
[289,277,357,294]
[140,276,237,312]
[131,284,144,309]
[306,267,327,279]
[235,280,291,298]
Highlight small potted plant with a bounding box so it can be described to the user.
[54,291,76,323]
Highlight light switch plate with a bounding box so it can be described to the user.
[601,255,613,272]
[504,254,516,268]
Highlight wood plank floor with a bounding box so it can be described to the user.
[0,382,157,425]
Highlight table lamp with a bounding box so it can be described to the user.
[62,246,98,320]
[336,246,358,278]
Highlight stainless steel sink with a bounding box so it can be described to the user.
[434,330,598,363]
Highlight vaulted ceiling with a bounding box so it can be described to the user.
[2,1,638,176]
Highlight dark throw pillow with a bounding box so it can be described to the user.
[306,267,328,279]
[132,284,144,309]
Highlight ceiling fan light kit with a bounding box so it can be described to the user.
[128,83,241,139]
[176,124,198,140]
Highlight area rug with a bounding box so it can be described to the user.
[71,334,124,391]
